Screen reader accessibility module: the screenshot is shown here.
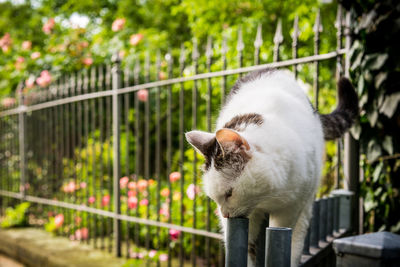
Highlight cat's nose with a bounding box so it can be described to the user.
[222,212,229,218]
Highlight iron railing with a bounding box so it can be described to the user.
[0,4,359,266]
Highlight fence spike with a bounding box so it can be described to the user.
[237,26,244,52]
[124,64,130,88]
[156,50,161,80]
[145,52,150,82]
[291,15,299,46]
[221,34,228,55]
[273,19,283,62]
[70,71,76,95]
[313,9,323,36]
[206,35,213,64]
[192,38,199,61]
[165,48,173,75]
[254,24,263,65]
[90,66,96,92]
[179,44,186,66]
[134,58,140,85]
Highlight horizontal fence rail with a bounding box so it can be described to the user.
[0,4,358,266]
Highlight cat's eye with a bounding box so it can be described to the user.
[225,188,233,200]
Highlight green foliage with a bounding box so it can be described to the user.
[0,202,30,228]
[345,0,400,233]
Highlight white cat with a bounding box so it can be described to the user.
[185,69,358,266]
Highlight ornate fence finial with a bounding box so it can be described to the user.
[292,15,300,77]
[134,57,140,85]
[192,38,199,61]
[237,26,244,52]
[206,36,213,66]
[145,52,150,82]
[313,9,323,41]
[254,24,263,64]
[165,48,173,78]
[273,19,283,62]
[156,50,161,80]
[179,43,186,68]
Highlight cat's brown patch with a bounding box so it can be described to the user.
[223,113,264,132]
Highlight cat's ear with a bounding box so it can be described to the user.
[185,131,216,157]
[215,128,250,156]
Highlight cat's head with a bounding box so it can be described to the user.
[186,128,263,218]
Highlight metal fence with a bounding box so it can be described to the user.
[0,4,359,266]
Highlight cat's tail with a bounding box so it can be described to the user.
[319,77,358,140]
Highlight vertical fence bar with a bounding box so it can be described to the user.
[302,227,311,255]
[237,27,244,74]
[123,64,130,258]
[18,93,27,200]
[226,218,249,267]
[178,44,186,267]
[255,214,269,267]
[292,15,299,79]
[106,64,113,252]
[205,35,213,267]
[343,9,360,234]
[310,200,320,248]
[313,9,322,110]
[319,198,328,242]
[144,52,151,252]
[133,59,141,251]
[273,19,283,62]
[166,50,173,267]
[192,38,199,267]
[327,197,334,237]
[333,195,339,233]
[335,5,343,190]
[112,53,122,257]
[265,227,292,267]
[98,65,105,250]
[90,67,98,248]
[221,36,228,104]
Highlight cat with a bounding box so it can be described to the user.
[185,69,358,267]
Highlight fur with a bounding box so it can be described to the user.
[185,69,357,266]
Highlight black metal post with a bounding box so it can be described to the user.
[18,92,27,200]
[265,227,292,267]
[226,218,249,267]
[112,53,122,257]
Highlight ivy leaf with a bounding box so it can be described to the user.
[367,139,382,162]
[368,109,378,127]
[350,122,361,140]
[373,161,383,182]
[382,136,393,155]
[380,92,400,118]
[365,53,388,70]
[375,72,387,89]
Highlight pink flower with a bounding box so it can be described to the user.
[159,254,168,261]
[169,229,181,241]
[128,181,136,190]
[25,76,35,89]
[137,179,148,192]
[120,176,129,189]
[159,71,167,80]
[75,216,82,225]
[16,56,25,63]
[22,41,32,50]
[160,188,170,197]
[30,52,41,60]
[139,199,149,206]
[43,18,55,34]
[169,172,181,182]
[63,181,76,193]
[0,33,12,52]
[102,195,110,207]
[112,18,125,32]
[36,70,52,87]
[137,89,148,102]
[129,33,144,45]
[54,214,64,228]
[1,97,16,108]
[186,184,200,200]
[148,250,157,258]
[159,203,169,219]
[127,190,136,197]
[88,196,96,204]
[82,57,93,66]
[75,227,89,240]
[128,196,138,209]
[80,182,87,189]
